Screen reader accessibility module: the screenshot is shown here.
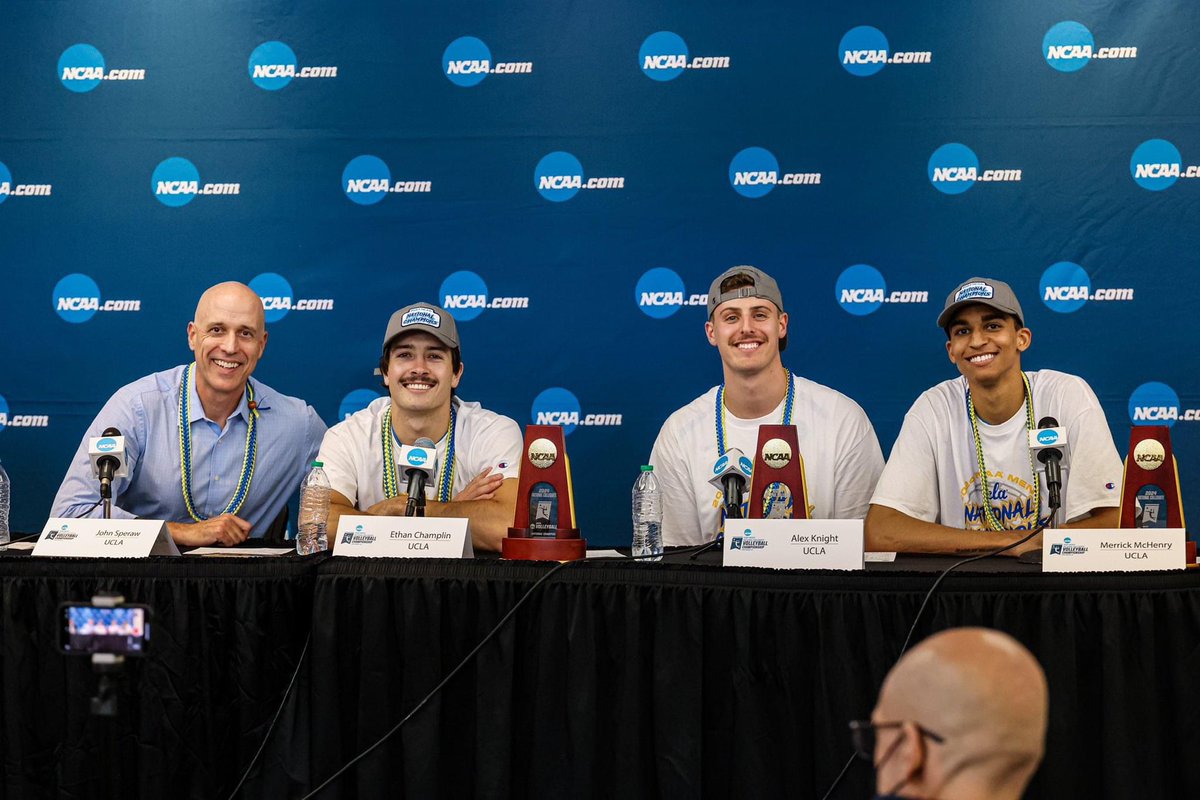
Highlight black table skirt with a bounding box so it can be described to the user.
[309,557,1200,799]
[0,552,320,800]
[4,549,1199,799]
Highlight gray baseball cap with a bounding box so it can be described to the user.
[707,265,787,352]
[937,277,1025,330]
[381,302,460,353]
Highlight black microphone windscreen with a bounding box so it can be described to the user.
[101,426,122,437]
[1037,416,1059,429]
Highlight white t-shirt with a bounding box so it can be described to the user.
[318,396,522,509]
[871,370,1122,529]
[649,375,885,546]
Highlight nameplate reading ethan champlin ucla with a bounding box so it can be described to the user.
[335,515,473,558]
[1041,528,1185,573]
[723,519,864,570]
[33,517,179,558]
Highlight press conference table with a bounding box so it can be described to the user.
[1,545,1198,799]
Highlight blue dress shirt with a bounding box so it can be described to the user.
[51,365,326,536]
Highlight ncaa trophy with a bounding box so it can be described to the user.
[502,425,586,561]
[1119,425,1187,527]
[748,424,812,520]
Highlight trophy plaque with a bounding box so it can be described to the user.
[748,424,812,520]
[502,425,586,561]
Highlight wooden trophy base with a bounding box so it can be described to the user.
[502,528,587,561]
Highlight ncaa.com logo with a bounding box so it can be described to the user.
[928,144,1021,195]
[535,152,625,202]
[52,274,141,323]
[1039,262,1133,313]
[1130,139,1200,192]
[1129,382,1200,426]
[337,389,381,421]
[443,37,532,87]
[438,271,529,322]
[247,273,334,323]
[835,265,929,316]
[58,44,145,93]
[152,158,240,207]
[1043,22,1137,73]
[248,41,338,90]
[0,392,50,430]
[639,31,731,82]
[635,268,706,319]
[839,26,932,77]
[729,147,821,198]
[531,388,622,436]
[342,155,433,205]
[0,161,52,203]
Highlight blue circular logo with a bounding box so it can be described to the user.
[53,273,102,323]
[338,389,380,421]
[1040,262,1091,313]
[1129,381,1181,427]
[58,44,105,93]
[443,37,493,87]
[406,449,428,467]
[535,151,584,202]
[249,41,298,90]
[729,147,780,199]
[635,268,686,319]
[738,456,753,476]
[0,162,11,205]
[639,31,689,82]
[439,270,489,321]
[248,272,294,323]
[713,455,729,475]
[1130,139,1182,192]
[96,437,118,452]
[838,26,889,77]
[835,264,886,316]
[0,393,8,432]
[928,143,979,195]
[343,155,392,205]
[1037,430,1059,446]
[1043,22,1094,73]
[152,157,201,207]
[531,387,582,435]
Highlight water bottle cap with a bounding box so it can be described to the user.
[640,464,654,472]
[311,461,323,468]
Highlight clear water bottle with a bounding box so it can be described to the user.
[296,461,330,555]
[632,464,663,560]
[0,459,9,550]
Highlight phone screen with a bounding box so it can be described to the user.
[59,604,150,655]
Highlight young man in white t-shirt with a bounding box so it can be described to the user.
[866,277,1122,556]
[649,266,884,546]
[318,303,522,551]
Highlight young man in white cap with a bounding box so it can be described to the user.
[318,303,522,551]
[866,277,1122,555]
[649,265,884,546]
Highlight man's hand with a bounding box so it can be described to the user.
[1008,529,1043,558]
[167,514,251,547]
[453,467,505,502]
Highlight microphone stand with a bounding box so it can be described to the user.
[1017,474,1061,565]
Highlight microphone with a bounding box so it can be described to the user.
[400,437,438,517]
[708,448,753,520]
[88,427,129,502]
[1028,416,1066,518]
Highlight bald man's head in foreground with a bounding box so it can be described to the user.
[867,628,1048,800]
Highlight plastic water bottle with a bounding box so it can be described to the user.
[632,464,663,560]
[297,461,330,555]
[0,459,9,550]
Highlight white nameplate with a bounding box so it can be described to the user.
[1041,528,1185,572]
[33,517,180,558]
[334,515,473,558]
[723,519,864,571]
